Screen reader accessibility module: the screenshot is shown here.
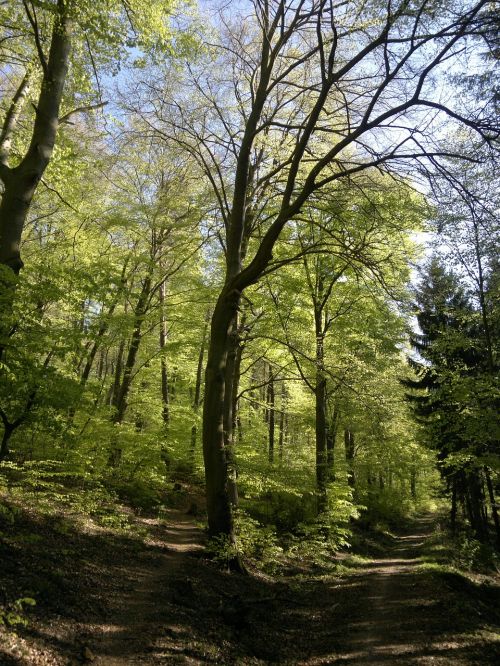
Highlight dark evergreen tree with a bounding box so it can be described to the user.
[404,258,499,545]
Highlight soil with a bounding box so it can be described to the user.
[1,498,499,665]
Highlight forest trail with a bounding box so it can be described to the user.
[330,516,445,665]
[72,513,500,665]
[2,505,500,665]
[84,509,207,665]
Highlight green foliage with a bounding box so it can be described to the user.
[451,534,500,572]
[234,510,284,572]
[3,0,494,568]
[361,487,415,526]
[0,597,36,630]
[405,257,499,542]
[1,461,147,535]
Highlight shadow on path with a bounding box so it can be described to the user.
[325,516,500,665]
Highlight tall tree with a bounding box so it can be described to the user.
[405,258,498,544]
[179,0,495,545]
[0,0,180,355]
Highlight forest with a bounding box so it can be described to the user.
[0,1,499,664]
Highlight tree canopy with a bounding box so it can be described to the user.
[0,0,498,571]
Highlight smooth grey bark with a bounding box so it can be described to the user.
[0,70,32,166]
[202,286,241,541]
[0,2,72,367]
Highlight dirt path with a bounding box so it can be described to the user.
[81,510,206,665]
[328,517,500,665]
[2,504,500,665]
[332,517,438,665]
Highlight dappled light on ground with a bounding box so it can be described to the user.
[1,506,499,665]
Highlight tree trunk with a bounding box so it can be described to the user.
[202,286,240,541]
[314,303,328,514]
[0,70,32,166]
[345,429,356,489]
[278,382,287,462]
[223,316,240,506]
[485,468,500,550]
[190,309,210,458]
[410,468,417,500]
[466,471,488,541]
[109,338,125,407]
[267,366,275,464]
[0,0,72,276]
[0,355,50,461]
[78,291,122,393]
[327,404,339,481]
[315,375,328,514]
[0,422,14,461]
[231,315,245,446]
[159,280,170,426]
[113,276,151,424]
[108,277,151,467]
[262,360,269,425]
[450,476,458,533]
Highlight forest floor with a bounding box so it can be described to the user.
[1,485,500,665]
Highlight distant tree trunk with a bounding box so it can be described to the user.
[410,469,417,500]
[249,363,260,413]
[278,382,287,462]
[190,309,210,458]
[158,280,170,426]
[97,349,105,380]
[466,471,488,541]
[231,314,245,446]
[267,366,275,464]
[262,360,269,425]
[485,468,500,550]
[0,352,52,460]
[314,300,328,514]
[345,429,356,489]
[113,276,151,424]
[0,421,14,461]
[450,476,458,533]
[109,338,126,407]
[71,281,124,415]
[327,404,339,481]
[108,276,151,466]
[315,377,328,514]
